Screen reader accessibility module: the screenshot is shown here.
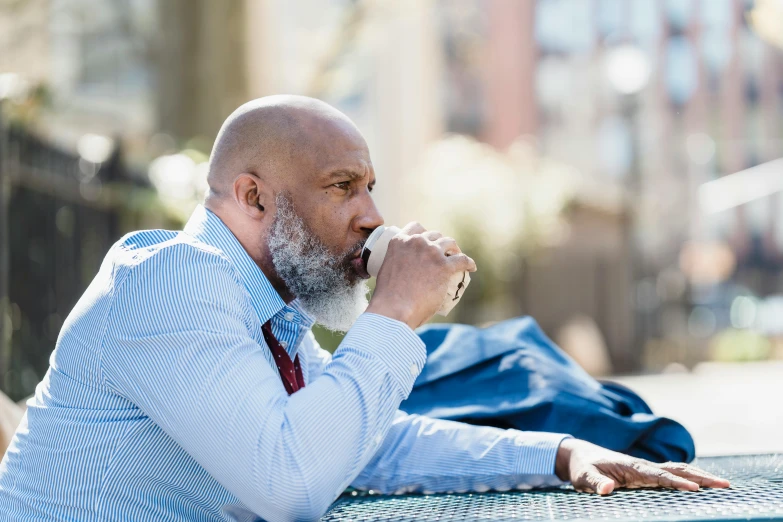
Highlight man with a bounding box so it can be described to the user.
[0,96,728,521]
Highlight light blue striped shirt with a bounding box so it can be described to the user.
[0,205,568,521]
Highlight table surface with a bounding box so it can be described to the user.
[322,454,783,521]
[322,362,783,521]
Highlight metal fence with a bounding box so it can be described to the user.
[0,109,152,401]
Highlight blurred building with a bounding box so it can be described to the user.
[436,0,783,370]
[439,0,782,249]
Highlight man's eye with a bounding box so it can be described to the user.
[333,181,351,191]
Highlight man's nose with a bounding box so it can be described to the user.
[354,194,384,236]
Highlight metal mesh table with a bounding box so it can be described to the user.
[321,454,783,521]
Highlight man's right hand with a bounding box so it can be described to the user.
[365,222,477,330]
[556,438,730,494]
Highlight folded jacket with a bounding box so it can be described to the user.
[401,316,695,463]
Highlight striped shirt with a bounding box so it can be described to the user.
[0,205,568,521]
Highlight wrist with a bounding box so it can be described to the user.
[555,438,575,481]
[366,300,417,329]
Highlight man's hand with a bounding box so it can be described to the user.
[555,439,731,495]
[366,222,477,330]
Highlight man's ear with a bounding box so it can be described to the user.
[232,172,268,219]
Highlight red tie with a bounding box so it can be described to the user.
[262,319,305,395]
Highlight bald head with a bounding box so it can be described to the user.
[206,95,363,201]
[201,95,382,306]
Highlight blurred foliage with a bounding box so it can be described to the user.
[145,141,211,225]
[710,328,772,362]
[311,325,346,354]
[0,81,51,126]
[403,135,582,325]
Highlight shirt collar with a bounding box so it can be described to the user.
[182,204,316,330]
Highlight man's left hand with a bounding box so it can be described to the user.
[555,438,731,495]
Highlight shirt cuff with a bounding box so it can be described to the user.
[511,431,573,482]
[340,312,427,397]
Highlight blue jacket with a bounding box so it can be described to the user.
[402,316,695,463]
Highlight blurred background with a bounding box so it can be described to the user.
[0,0,782,452]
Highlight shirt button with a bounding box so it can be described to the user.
[280,341,289,349]
[374,433,383,445]
[409,364,418,377]
[284,312,294,321]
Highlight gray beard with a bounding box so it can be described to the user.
[266,193,369,333]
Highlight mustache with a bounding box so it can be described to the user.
[333,239,368,282]
[343,238,368,261]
